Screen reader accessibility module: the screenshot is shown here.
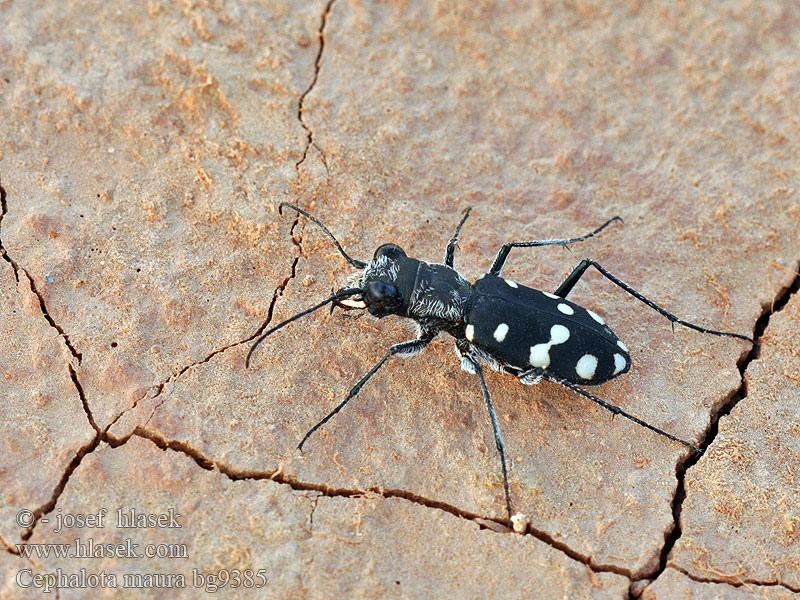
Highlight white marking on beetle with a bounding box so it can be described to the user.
[519,372,542,385]
[529,324,570,368]
[529,346,549,367]
[493,323,509,342]
[587,309,605,325]
[576,354,598,379]
[613,353,627,375]
[617,339,628,352]
[504,279,518,288]
[457,347,476,374]
[557,303,574,315]
[551,324,569,344]
[543,291,559,300]
[465,324,475,342]
[340,298,367,309]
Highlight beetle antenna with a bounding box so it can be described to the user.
[246,287,365,367]
[280,203,367,269]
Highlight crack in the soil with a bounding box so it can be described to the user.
[2,177,98,545]
[107,216,305,436]
[0,178,82,362]
[15,399,623,581]
[20,265,83,362]
[16,212,308,545]
[3,532,51,582]
[237,213,303,364]
[0,178,116,550]
[295,0,336,170]
[308,493,320,533]
[129,426,628,578]
[635,260,800,597]
[69,364,100,434]
[670,565,800,594]
[0,179,19,283]
[19,435,101,542]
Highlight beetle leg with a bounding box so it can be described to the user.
[520,366,703,453]
[489,216,622,276]
[297,330,437,450]
[553,258,591,298]
[554,259,757,345]
[444,206,473,267]
[462,353,513,526]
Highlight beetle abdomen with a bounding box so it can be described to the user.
[463,275,631,385]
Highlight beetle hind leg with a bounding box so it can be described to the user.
[455,344,477,374]
[554,259,756,345]
[520,366,703,454]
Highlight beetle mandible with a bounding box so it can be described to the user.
[247,203,756,525]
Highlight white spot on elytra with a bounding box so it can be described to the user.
[493,323,509,342]
[504,279,518,288]
[543,292,559,299]
[550,324,569,344]
[587,309,605,325]
[613,353,627,375]
[557,303,574,315]
[617,340,628,352]
[465,324,475,341]
[529,324,571,368]
[576,354,598,379]
[529,346,550,367]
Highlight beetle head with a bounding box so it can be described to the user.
[336,243,414,318]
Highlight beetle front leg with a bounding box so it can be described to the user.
[444,206,472,268]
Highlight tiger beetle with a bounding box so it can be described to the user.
[247,203,757,526]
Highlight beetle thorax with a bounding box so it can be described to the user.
[407,262,471,325]
[344,248,471,326]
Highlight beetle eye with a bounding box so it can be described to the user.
[366,280,399,305]
[374,243,406,259]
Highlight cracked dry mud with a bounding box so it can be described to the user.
[1,1,799,599]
